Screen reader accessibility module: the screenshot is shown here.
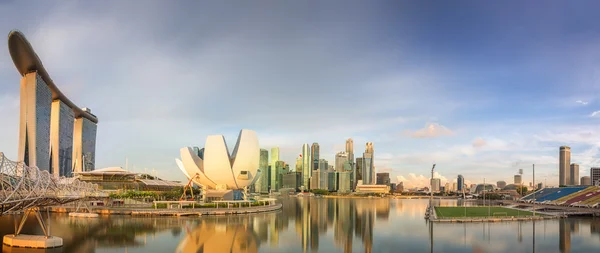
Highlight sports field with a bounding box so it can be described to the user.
[435,206,536,218]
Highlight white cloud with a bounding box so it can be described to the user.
[472,137,487,148]
[405,123,454,138]
[590,111,600,117]
[576,100,589,105]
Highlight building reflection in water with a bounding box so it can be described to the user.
[174,197,390,253]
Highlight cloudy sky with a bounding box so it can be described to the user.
[1,1,600,187]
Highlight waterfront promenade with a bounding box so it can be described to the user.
[49,203,282,216]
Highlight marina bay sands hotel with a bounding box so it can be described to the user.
[8,30,97,177]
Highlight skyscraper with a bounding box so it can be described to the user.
[254,149,269,193]
[72,110,97,172]
[457,175,464,192]
[270,147,280,191]
[570,163,579,185]
[311,143,320,171]
[355,157,363,187]
[376,173,390,186]
[581,176,592,186]
[560,146,571,186]
[302,144,311,190]
[362,142,374,185]
[11,31,98,176]
[346,138,354,166]
[591,167,600,186]
[335,152,348,171]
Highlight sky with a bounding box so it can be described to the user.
[1,1,600,187]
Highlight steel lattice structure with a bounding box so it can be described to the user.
[0,152,101,215]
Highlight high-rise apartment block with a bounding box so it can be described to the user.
[431,178,441,192]
[10,31,98,177]
[570,163,579,185]
[560,146,571,186]
[362,142,375,185]
[591,167,600,186]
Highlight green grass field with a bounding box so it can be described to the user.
[435,206,536,218]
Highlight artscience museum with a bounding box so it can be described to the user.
[176,129,261,195]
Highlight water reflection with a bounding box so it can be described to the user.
[2,199,600,252]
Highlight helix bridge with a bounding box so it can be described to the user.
[0,152,102,215]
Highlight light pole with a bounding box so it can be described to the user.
[533,164,536,217]
[430,164,436,216]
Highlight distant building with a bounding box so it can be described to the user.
[311,143,320,171]
[431,178,441,192]
[472,184,494,194]
[560,146,571,186]
[335,152,348,171]
[376,173,390,186]
[452,182,457,192]
[311,170,321,190]
[581,176,592,186]
[591,167,600,185]
[355,184,389,194]
[457,175,464,192]
[328,172,338,191]
[338,172,352,193]
[537,182,543,189]
[282,172,302,191]
[362,142,375,185]
[270,147,280,192]
[254,149,269,193]
[570,163,579,185]
[355,157,364,189]
[497,181,507,189]
[390,183,396,192]
[514,175,522,185]
[397,182,404,192]
[302,144,311,190]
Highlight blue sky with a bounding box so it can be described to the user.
[1,1,600,187]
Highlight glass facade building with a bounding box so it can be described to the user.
[311,143,320,171]
[50,100,74,177]
[254,149,269,193]
[302,144,311,190]
[19,72,52,172]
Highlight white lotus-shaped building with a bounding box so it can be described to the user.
[176,129,260,190]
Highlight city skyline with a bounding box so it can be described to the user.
[1,2,600,185]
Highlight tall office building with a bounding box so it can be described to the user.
[355,157,364,185]
[560,146,571,186]
[338,172,352,193]
[362,142,375,185]
[570,163,579,185]
[270,147,280,192]
[457,175,464,192]
[50,100,74,177]
[273,161,287,191]
[296,156,302,172]
[302,144,311,190]
[346,138,354,166]
[11,31,98,176]
[514,175,522,185]
[254,149,269,193]
[431,178,441,192]
[19,72,52,172]
[335,152,348,171]
[311,143,320,171]
[376,173,390,186]
[72,110,97,172]
[591,167,600,186]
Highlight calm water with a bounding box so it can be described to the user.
[1,198,599,253]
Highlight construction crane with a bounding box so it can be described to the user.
[180,175,198,201]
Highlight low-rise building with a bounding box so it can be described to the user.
[355,184,390,194]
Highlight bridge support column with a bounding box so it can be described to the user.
[3,207,63,248]
[69,199,99,218]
